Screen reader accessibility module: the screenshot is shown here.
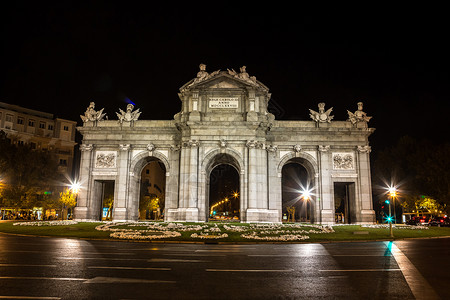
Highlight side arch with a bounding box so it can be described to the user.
[277,151,318,176]
[127,150,171,221]
[130,150,170,175]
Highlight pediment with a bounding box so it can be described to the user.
[180,67,269,93]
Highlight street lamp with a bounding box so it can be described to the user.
[300,189,311,222]
[388,187,397,224]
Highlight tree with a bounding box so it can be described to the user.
[372,136,450,214]
[59,188,77,220]
[0,135,63,209]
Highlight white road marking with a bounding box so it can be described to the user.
[88,266,171,271]
[164,253,226,257]
[0,277,86,281]
[319,269,401,272]
[57,257,147,261]
[332,254,390,257]
[248,254,325,257]
[0,264,57,267]
[148,258,208,263]
[0,297,61,299]
[83,277,176,284]
[385,241,440,300]
[206,269,295,272]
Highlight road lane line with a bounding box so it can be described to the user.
[385,241,440,300]
[0,277,86,281]
[148,258,208,263]
[0,264,57,267]
[83,277,176,284]
[0,297,61,299]
[88,266,171,271]
[206,269,294,272]
[319,269,401,272]
[332,254,390,257]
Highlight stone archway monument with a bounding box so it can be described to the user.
[74,64,376,224]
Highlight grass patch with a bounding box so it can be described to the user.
[1,221,450,243]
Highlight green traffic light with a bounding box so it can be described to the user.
[385,199,390,204]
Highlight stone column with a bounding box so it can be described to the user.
[186,140,199,221]
[246,140,258,209]
[357,145,375,223]
[74,144,94,221]
[113,144,130,222]
[318,145,334,224]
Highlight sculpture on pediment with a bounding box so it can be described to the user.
[309,103,334,123]
[116,104,141,124]
[347,102,372,125]
[227,66,257,85]
[80,102,106,123]
[189,64,220,87]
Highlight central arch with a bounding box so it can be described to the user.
[201,149,244,222]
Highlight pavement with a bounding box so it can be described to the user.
[1,233,448,299]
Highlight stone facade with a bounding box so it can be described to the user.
[74,65,375,224]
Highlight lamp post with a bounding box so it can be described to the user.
[301,190,311,223]
[385,199,393,237]
[389,187,397,224]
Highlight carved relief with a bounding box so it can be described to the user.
[119,144,130,151]
[95,151,117,168]
[332,153,354,170]
[146,143,155,152]
[357,145,372,153]
[80,144,93,151]
[183,140,200,148]
[318,145,330,152]
[219,139,227,148]
[293,144,302,153]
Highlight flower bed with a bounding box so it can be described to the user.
[94,222,335,241]
[13,220,79,226]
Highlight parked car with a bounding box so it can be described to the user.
[406,216,430,225]
[429,217,450,227]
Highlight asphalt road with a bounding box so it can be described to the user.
[0,233,448,300]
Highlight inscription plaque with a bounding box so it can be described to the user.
[208,97,239,108]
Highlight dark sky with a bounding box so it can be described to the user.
[1,2,448,154]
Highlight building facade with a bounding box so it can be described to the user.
[0,102,77,175]
[74,65,375,224]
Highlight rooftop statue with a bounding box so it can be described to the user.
[189,63,220,86]
[227,65,258,85]
[347,102,372,125]
[309,102,334,123]
[116,104,141,124]
[80,102,106,123]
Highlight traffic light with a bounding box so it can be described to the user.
[385,199,390,205]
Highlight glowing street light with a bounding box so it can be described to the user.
[70,182,81,194]
[300,189,312,222]
[388,186,397,225]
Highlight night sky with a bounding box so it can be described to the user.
[1,2,448,154]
